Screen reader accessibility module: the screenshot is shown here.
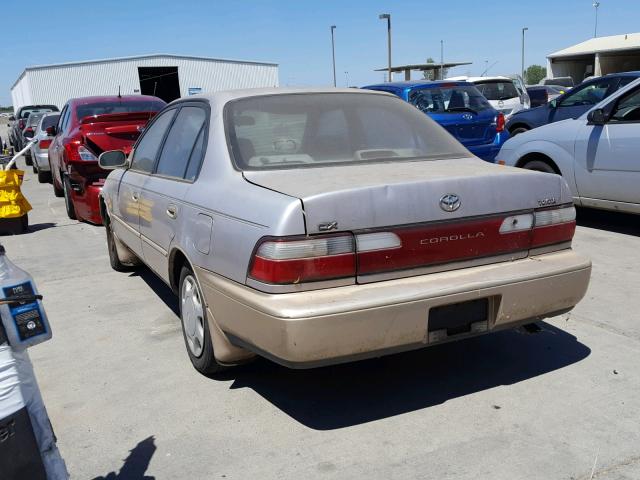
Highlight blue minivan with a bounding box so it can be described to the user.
[363,80,509,162]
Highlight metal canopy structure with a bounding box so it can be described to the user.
[375,62,472,81]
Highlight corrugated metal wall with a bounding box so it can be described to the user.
[11,55,279,110]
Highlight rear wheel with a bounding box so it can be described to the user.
[63,176,77,220]
[510,127,529,137]
[179,266,225,375]
[37,169,51,184]
[522,160,557,174]
[24,154,33,166]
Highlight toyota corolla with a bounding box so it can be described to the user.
[98,88,591,374]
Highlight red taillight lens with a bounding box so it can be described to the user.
[531,206,576,248]
[18,119,25,129]
[39,139,51,149]
[496,112,505,132]
[249,235,355,284]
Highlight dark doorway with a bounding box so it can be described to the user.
[138,67,180,102]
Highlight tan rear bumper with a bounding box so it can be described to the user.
[197,250,591,368]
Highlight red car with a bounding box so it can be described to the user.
[48,95,166,224]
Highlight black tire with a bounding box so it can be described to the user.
[105,219,132,272]
[24,154,33,166]
[522,160,557,174]
[37,169,52,183]
[63,176,77,220]
[32,163,37,174]
[178,265,225,375]
[510,127,529,137]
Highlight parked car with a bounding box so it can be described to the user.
[21,112,46,156]
[526,85,567,108]
[506,72,640,136]
[447,75,531,118]
[363,80,509,162]
[29,112,60,183]
[541,77,575,88]
[98,88,591,374]
[9,105,58,158]
[48,95,165,224]
[497,78,640,215]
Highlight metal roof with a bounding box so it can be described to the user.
[374,62,471,72]
[548,32,640,58]
[12,53,278,89]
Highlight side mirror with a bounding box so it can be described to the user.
[46,126,56,136]
[549,99,558,109]
[98,150,127,170]
[587,108,607,125]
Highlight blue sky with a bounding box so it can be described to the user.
[1,0,638,105]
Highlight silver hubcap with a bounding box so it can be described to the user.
[181,275,205,357]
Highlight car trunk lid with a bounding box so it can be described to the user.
[430,110,498,146]
[79,111,157,155]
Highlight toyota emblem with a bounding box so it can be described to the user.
[440,194,461,212]
[462,113,473,120]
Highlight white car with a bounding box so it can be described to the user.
[497,78,640,215]
[448,75,530,118]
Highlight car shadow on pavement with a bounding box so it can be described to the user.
[130,268,179,316]
[227,323,590,430]
[92,436,156,480]
[576,207,640,237]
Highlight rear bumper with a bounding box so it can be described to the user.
[68,176,104,224]
[32,150,49,170]
[197,249,591,368]
[467,131,510,162]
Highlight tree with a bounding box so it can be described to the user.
[422,57,448,80]
[525,65,546,85]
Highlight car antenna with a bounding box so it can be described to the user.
[118,85,122,99]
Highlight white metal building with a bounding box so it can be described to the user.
[11,53,279,111]
[547,32,640,84]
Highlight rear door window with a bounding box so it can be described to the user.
[154,106,207,179]
[129,109,177,173]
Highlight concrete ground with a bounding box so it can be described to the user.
[1,153,639,479]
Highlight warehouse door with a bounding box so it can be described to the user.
[138,67,181,102]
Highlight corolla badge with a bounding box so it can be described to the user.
[462,113,473,120]
[440,194,461,212]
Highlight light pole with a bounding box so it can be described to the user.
[521,27,528,82]
[593,1,600,37]
[330,25,337,87]
[440,40,444,80]
[344,71,350,87]
[379,13,392,81]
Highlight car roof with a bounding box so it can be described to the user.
[68,95,164,105]
[447,76,512,83]
[167,87,393,107]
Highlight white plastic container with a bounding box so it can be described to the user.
[0,245,52,350]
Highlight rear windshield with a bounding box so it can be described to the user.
[226,93,471,170]
[407,85,492,114]
[474,81,519,101]
[27,114,44,126]
[21,108,52,118]
[76,100,165,120]
[41,115,60,129]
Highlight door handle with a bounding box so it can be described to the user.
[131,193,139,202]
[166,205,177,219]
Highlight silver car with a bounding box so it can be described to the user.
[98,88,591,374]
[29,112,60,183]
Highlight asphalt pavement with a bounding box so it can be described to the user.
[1,150,640,479]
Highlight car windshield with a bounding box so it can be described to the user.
[407,85,492,114]
[226,93,471,170]
[474,81,520,101]
[76,100,165,120]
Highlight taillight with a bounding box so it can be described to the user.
[39,139,51,149]
[66,143,98,162]
[531,206,576,248]
[25,127,34,134]
[495,112,505,132]
[18,119,25,129]
[249,235,355,284]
